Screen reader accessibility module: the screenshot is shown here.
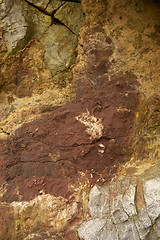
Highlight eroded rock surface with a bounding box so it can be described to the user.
[0,0,160,239]
[1,73,139,203]
[79,177,160,240]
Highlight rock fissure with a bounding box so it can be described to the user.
[50,16,77,36]
[113,222,121,240]
[134,184,140,216]
[50,2,66,16]
[133,218,141,240]
[24,0,78,36]
[5,158,71,176]
[24,0,56,16]
[43,0,52,11]
[140,182,154,227]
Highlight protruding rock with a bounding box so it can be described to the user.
[0,0,14,19]
[40,24,78,75]
[78,178,160,240]
[1,4,27,53]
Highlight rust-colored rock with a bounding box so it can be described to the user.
[1,68,140,202]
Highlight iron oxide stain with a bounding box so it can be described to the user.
[1,74,140,202]
[0,27,140,202]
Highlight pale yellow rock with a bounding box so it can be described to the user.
[11,194,78,234]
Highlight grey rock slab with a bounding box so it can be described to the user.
[147,202,160,224]
[122,184,137,217]
[40,24,77,75]
[145,229,159,240]
[45,0,64,15]
[78,218,106,240]
[88,185,103,218]
[138,208,152,229]
[54,2,85,35]
[0,0,14,19]
[143,178,160,204]
[1,0,52,54]
[110,193,129,224]
[89,185,110,219]
[80,179,160,240]
[117,219,140,240]
[20,0,52,40]
[155,217,160,238]
[112,208,128,224]
[25,0,50,9]
[1,4,27,53]
[143,178,160,223]
[99,222,119,240]
[134,217,151,240]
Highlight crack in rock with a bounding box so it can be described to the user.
[24,0,78,36]
[78,178,160,240]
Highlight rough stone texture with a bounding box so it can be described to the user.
[11,194,78,238]
[0,0,84,136]
[0,0,14,19]
[78,178,160,240]
[26,0,63,14]
[54,2,85,35]
[0,0,160,239]
[0,0,84,84]
[40,24,77,75]
[0,193,80,239]
[143,178,160,223]
[0,74,139,202]
[78,219,107,240]
[1,3,27,53]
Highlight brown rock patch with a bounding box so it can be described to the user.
[0,39,52,98]
[1,71,140,202]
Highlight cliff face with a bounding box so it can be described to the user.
[0,0,160,239]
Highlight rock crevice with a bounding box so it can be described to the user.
[24,0,78,36]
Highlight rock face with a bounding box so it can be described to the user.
[1,74,139,203]
[79,178,160,240]
[0,0,160,239]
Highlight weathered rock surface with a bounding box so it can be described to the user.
[79,177,160,240]
[1,3,27,54]
[0,0,14,19]
[1,0,84,78]
[25,0,63,14]
[0,0,160,239]
[40,24,77,75]
[0,0,84,136]
[54,2,85,35]
[0,73,139,203]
